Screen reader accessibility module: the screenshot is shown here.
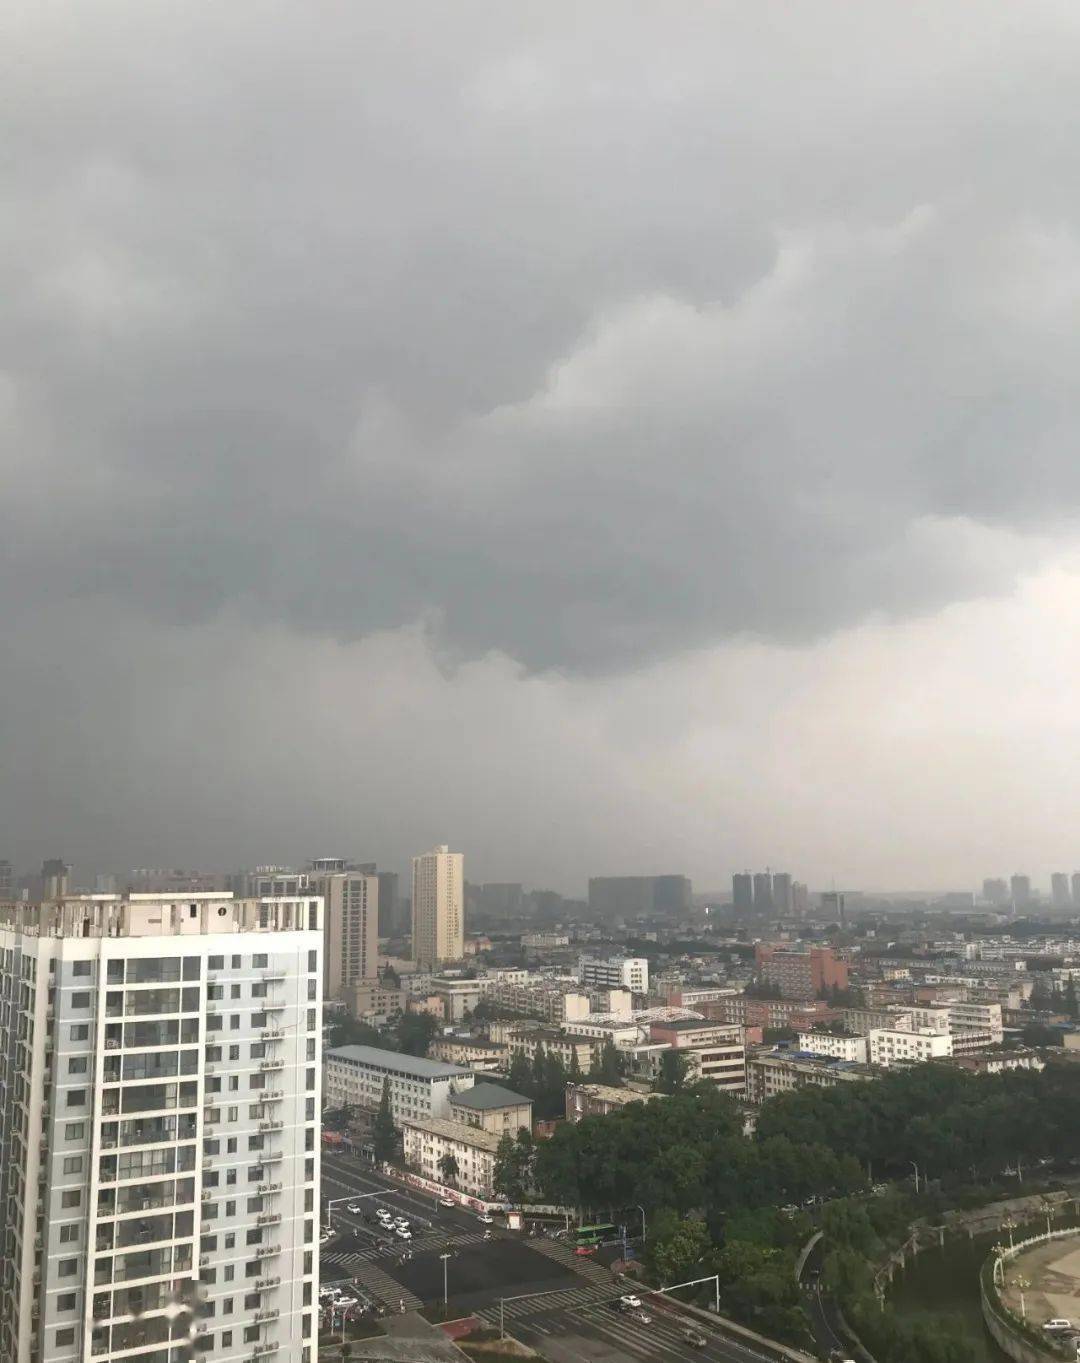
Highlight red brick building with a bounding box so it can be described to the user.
[754,944,849,1001]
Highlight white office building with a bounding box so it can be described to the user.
[796,1032,870,1064]
[0,892,323,1363]
[411,847,464,969]
[577,956,649,994]
[868,1027,953,1068]
[322,1044,474,1123]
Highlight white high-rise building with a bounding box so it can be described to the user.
[0,892,323,1363]
[411,846,463,968]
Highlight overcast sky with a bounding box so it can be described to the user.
[4,2,1080,895]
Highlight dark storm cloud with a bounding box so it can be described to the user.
[5,3,1080,672]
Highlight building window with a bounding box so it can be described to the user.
[70,992,90,1009]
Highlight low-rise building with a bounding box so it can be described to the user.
[796,1031,870,1064]
[401,1117,502,1199]
[506,1027,596,1073]
[522,932,570,948]
[448,1082,533,1135]
[648,1019,746,1095]
[486,977,591,1024]
[433,976,491,1021]
[324,1043,474,1121]
[430,1036,507,1071]
[867,1028,953,1067]
[746,1051,878,1105]
[565,1082,662,1122]
[578,955,650,994]
[342,980,407,1022]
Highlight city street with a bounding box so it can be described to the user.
[319,1152,804,1363]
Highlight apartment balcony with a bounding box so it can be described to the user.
[254,1307,279,1323]
[257,1182,283,1195]
[258,1120,283,1133]
[248,1346,280,1360]
[261,1149,284,1164]
[262,972,287,985]
[260,1090,284,1103]
[256,1212,281,1227]
[255,1275,280,1290]
[257,1059,284,1072]
[255,1244,281,1259]
[262,999,286,1012]
[260,1029,285,1042]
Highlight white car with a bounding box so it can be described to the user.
[346,1203,361,1215]
[394,1217,409,1228]
[477,1213,494,1225]
[439,1197,456,1209]
[396,1227,412,1240]
[619,1295,642,1311]
[376,1209,392,1222]
[1045,1321,1073,1333]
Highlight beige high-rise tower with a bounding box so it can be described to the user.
[319,870,379,1001]
[411,844,464,967]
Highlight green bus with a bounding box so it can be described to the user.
[572,1223,617,1245]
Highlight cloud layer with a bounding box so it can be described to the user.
[4,2,1080,883]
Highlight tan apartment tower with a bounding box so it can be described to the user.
[411,845,464,967]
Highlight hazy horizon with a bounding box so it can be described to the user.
[5,3,1080,893]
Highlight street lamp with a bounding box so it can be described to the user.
[1012,1274,1031,1320]
[1002,1217,1016,1251]
[910,1162,921,1195]
[1046,1204,1057,1239]
[993,1244,1007,1289]
[635,1204,647,1242]
[440,1252,451,1310]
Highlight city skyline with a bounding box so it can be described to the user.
[7,5,1080,895]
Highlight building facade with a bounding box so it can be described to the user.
[319,871,379,1003]
[795,1031,870,1063]
[0,892,322,1363]
[755,945,849,1001]
[867,1028,953,1067]
[647,1021,746,1095]
[446,1084,532,1135]
[322,1044,473,1122]
[411,847,464,969]
[577,956,649,994]
[401,1119,501,1200]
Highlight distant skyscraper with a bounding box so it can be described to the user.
[377,869,400,935]
[41,858,69,900]
[1010,874,1031,909]
[772,873,793,915]
[983,878,1009,906]
[587,876,692,919]
[1073,873,1080,908]
[0,860,12,899]
[1052,873,1071,909]
[732,873,753,912]
[412,844,464,967]
[479,883,524,920]
[792,881,809,917]
[821,890,846,926]
[752,872,773,913]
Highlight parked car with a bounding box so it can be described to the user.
[619,1295,642,1311]
[683,1329,707,1347]
[573,1246,596,1258]
[1045,1321,1073,1333]
[632,1310,653,1325]
[439,1197,456,1209]
[477,1213,494,1225]
[396,1227,412,1240]
[346,1203,361,1215]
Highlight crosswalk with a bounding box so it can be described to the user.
[477,1281,622,1323]
[321,1254,422,1311]
[524,1236,619,1284]
[490,1295,727,1363]
[324,1227,491,1267]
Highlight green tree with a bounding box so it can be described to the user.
[437,1152,459,1187]
[657,1049,691,1094]
[507,1052,533,1097]
[590,1038,624,1086]
[396,1012,438,1056]
[493,1128,535,1203]
[372,1078,397,1162]
[1066,978,1079,1021]
[647,1210,710,1284]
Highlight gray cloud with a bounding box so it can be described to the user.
[5,2,1080,874]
